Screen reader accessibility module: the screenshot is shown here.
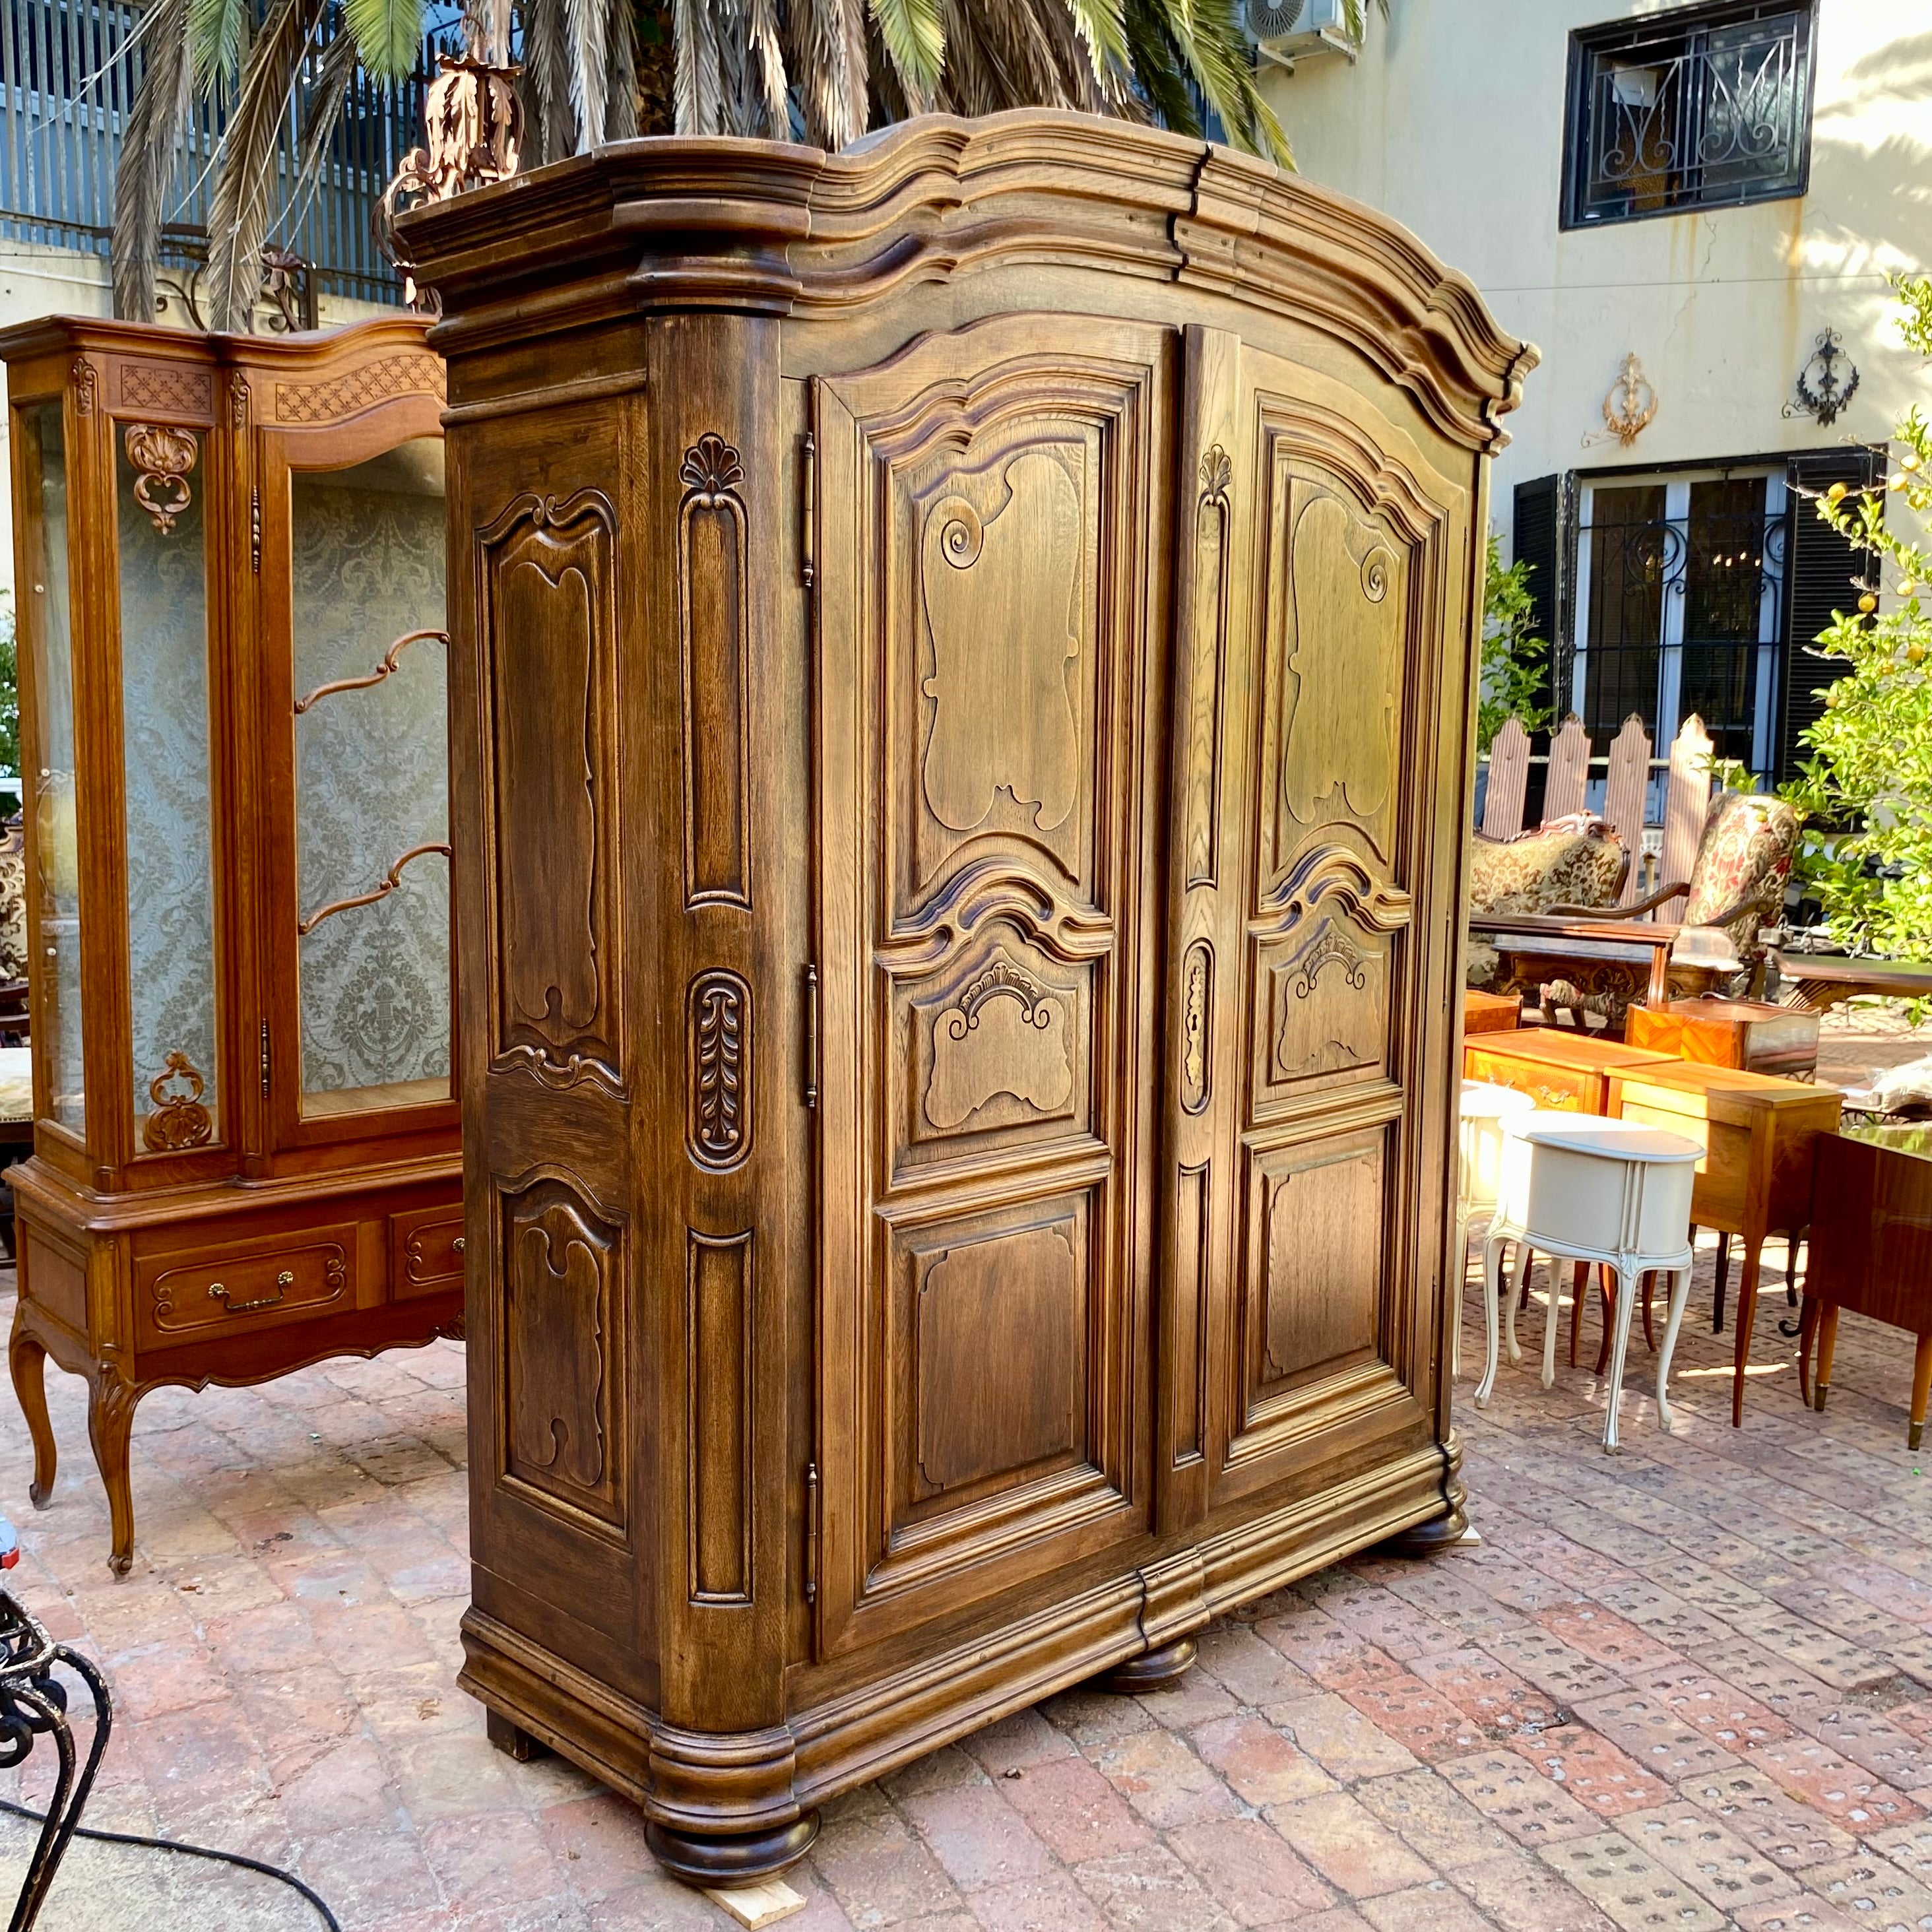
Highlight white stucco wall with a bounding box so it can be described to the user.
[1262,0,1932,529]
[0,244,399,602]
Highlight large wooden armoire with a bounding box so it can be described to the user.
[1,317,463,1574]
[404,112,1532,1884]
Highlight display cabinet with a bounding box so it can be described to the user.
[404,110,1533,1887]
[1,315,462,1575]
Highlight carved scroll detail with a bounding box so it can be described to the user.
[920,451,1082,834]
[480,490,622,1095]
[71,358,96,415]
[925,947,1072,1130]
[142,1052,212,1151]
[1180,940,1212,1116]
[1291,924,1366,1000]
[504,1184,622,1527]
[230,373,251,428]
[123,423,198,534]
[1185,446,1231,887]
[688,970,751,1169]
[679,434,751,909]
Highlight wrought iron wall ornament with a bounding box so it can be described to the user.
[1585,354,1658,449]
[122,423,199,532]
[1784,328,1859,428]
[142,1052,213,1151]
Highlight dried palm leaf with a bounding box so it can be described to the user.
[112,0,194,321]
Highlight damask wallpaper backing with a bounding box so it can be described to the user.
[119,444,221,1136]
[291,439,450,1104]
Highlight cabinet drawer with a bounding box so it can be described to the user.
[391,1204,465,1301]
[1463,1051,1595,1114]
[138,1227,356,1348]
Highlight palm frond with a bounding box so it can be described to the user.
[1058,0,1128,92]
[203,0,323,332]
[671,0,721,130]
[605,0,639,138]
[785,0,866,146]
[869,0,942,108]
[185,0,245,84]
[112,0,194,321]
[1122,0,1198,135]
[1153,0,1291,166]
[746,0,790,134]
[523,0,573,162]
[343,0,421,81]
[287,27,356,211]
[564,0,608,148]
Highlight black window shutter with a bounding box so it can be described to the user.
[1512,475,1562,821]
[1780,448,1883,782]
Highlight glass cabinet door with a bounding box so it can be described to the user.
[287,436,451,1120]
[117,420,222,1153]
[20,404,84,1135]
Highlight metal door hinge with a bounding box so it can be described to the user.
[799,431,816,590]
[259,1021,271,1095]
[804,1462,819,1604]
[250,487,261,573]
[802,964,819,1109]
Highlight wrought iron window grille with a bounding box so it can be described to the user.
[1562,1,1816,230]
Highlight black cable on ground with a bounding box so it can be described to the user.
[0,1795,340,1931]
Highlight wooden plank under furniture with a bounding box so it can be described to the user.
[402,110,1534,1890]
[1626,998,1820,1079]
[1462,1028,1675,1117]
[1801,1125,1932,1448]
[0,316,463,1575]
[1607,1062,1842,1429]
[1464,989,1524,1035]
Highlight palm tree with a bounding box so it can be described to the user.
[112,0,1383,329]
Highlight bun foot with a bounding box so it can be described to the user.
[1376,1504,1471,1558]
[1092,1635,1198,1693]
[647,1815,820,1890]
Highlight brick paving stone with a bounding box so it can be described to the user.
[1568,1687,1743,1784]
[1538,1830,1731,1932]
[899,1785,1058,1890]
[1338,1663,1491,1762]
[1677,1762,1861,1871]
[1269,1790,1438,1898]
[962,1871,1110,1932]
[1535,1605,1681,1678]
[1513,1723,1676,1819]
[1265,1691,1422,1782]
[1630,1658,1793,1750]
[1498,1626,1629,1704]
[1745,1731,1926,1830]
[1355,1767,1518,1869]
[1805,1850,1932,1930]
[1068,1842,1238,1932]
[1614,1801,1799,1912]
[1358,1880,1497,1932]
[1411,1645,1564,1739]
[1439,1749,1603,1848]
[1164,1816,1334,1924]
[1085,1725,1241,1830]
[1869,1818,1932,1884]
[991,1755,1152,1864]
[1451,1850,1621,1932]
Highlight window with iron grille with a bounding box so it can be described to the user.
[1562,1,1815,228]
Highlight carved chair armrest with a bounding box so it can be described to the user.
[1544,880,1689,920]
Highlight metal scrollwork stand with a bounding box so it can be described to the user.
[0,1521,113,1932]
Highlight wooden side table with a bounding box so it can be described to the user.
[1774,953,1932,1014]
[1465,989,1524,1035]
[1608,1062,1842,1428]
[1801,1124,1932,1448]
[1628,998,1821,1080]
[1462,1029,1675,1117]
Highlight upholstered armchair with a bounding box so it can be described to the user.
[1465,816,1630,994]
[1541,790,1801,1027]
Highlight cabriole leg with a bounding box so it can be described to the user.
[1813,1306,1840,1413]
[1655,1265,1694,1434]
[1601,1263,1640,1453]
[1476,1236,1506,1407]
[85,1373,138,1579]
[9,1324,55,1508]
[1909,1332,1931,1452]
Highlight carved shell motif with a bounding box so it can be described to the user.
[123,423,199,534]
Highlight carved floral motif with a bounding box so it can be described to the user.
[689,970,750,1168]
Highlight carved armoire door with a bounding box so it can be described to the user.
[812,315,1175,1659]
[1161,330,1470,1518]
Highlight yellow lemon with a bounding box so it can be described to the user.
[1828,481,1849,502]
[1859,593,1879,613]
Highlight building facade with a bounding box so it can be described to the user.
[1264,0,1932,794]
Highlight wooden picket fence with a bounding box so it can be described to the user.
[1479,712,1716,909]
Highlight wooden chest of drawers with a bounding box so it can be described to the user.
[1626,998,1821,1080]
[1464,989,1524,1036]
[1462,1029,1675,1117]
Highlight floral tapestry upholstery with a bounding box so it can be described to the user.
[0,820,25,984]
[1679,790,1798,967]
[1465,820,1625,988]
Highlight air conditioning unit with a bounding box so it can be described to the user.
[1247,0,1362,70]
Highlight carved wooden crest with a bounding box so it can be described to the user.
[123,424,199,534]
[143,1051,213,1150]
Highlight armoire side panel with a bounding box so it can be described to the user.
[457,394,646,1690]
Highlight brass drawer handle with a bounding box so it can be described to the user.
[451,1236,465,1254]
[209,1269,294,1316]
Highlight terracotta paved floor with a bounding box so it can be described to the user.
[2,1222,1931,1931]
